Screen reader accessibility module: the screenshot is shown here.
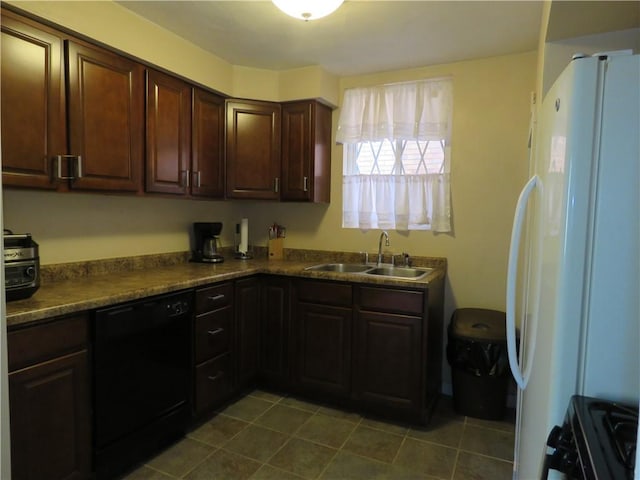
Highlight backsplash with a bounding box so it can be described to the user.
[40,248,446,284]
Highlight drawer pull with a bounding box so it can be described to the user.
[207,294,225,302]
[207,371,224,382]
[207,328,224,336]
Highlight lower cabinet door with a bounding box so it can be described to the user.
[195,353,233,415]
[235,277,261,389]
[260,277,290,387]
[354,311,423,412]
[9,350,91,480]
[295,302,352,398]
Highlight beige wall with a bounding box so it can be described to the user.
[6,1,340,103]
[3,1,535,308]
[538,0,640,98]
[3,1,536,391]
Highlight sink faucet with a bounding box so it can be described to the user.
[377,230,390,266]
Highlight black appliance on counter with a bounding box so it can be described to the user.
[191,222,224,263]
[4,229,40,301]
[93,290,193,479]
[544,395,638,479]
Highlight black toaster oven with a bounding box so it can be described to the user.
[4,230,40,301]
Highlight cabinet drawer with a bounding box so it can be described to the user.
[196,282,233,314]
[8,314,89,372]
[194,306,232,364]
[195,353,233,414]
[297,280,352,306]
[359,287,424,315]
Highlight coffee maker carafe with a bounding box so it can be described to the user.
[192,222,224,263]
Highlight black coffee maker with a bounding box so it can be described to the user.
[192,222,224,263]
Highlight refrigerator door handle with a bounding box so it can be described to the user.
[507,174,540,390]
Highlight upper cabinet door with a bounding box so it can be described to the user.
[226,100,281,200]
[67,40,144,192]
[192,88,225,198]
[281,100,332,203]
[145,69,192,195]
[1,10,66,189]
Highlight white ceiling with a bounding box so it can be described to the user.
[116,0,544,76]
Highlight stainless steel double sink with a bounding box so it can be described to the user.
[304,263,433,281]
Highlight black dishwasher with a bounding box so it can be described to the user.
[93,290,193,479]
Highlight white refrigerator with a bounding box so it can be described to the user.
[506,52,640,479]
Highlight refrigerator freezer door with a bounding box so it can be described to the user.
[578,54,639,403]
[513,56,603,479]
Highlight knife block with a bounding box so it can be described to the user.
[268,238,284,260]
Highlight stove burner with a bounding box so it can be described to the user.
[546,396,639,480]
[601,402,638,470]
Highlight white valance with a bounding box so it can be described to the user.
[336,78,453,144]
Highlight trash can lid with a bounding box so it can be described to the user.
[450,308,509,342]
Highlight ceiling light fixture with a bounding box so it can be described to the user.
[272,0,344,21]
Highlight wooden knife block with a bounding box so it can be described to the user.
[268,238,284,260]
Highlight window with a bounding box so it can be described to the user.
[336,79,453,232]
[350,139,446,175]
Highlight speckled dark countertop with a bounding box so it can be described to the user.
[6,249,446,329]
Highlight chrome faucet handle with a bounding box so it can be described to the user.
[402,252,411,267]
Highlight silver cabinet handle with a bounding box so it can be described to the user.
[274,177,279,193]
[181,170,191,187]
[207,371,224,382]
[303,176,309,192]
[207,294,225,302]
[207,328,224,336]
[194,171,201,188]
[75,155,83,178]
[55,155,82,180]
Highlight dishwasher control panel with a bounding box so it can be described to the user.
[166,299,190,316]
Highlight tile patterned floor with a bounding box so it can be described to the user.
[123,390,515,480]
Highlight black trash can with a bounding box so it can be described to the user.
[446,308,513,420]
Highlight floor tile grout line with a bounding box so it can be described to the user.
[144,391,514,479]
[290,410,361,451]
[314,446,342,480]
[450,448,461,480]
[175,439,220,479]
[403,431,466,452]
[390,432,410,466]
[456,447,515,463]
[142,443,218,480]
[140,462,181,479]
[244,406,322,472]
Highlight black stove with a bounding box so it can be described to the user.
[545,395,638,479]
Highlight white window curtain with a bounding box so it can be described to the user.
[337,79,453,232]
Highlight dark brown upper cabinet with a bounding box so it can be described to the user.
[281,100,332,203]
[226,99,282,200]
[1,10,145,193]
[146,74,225,199]
[0,10,66,189]
[66,40,144,192]
[1,9,332,203]
[192,88,225,198]
[145,69,192,195]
